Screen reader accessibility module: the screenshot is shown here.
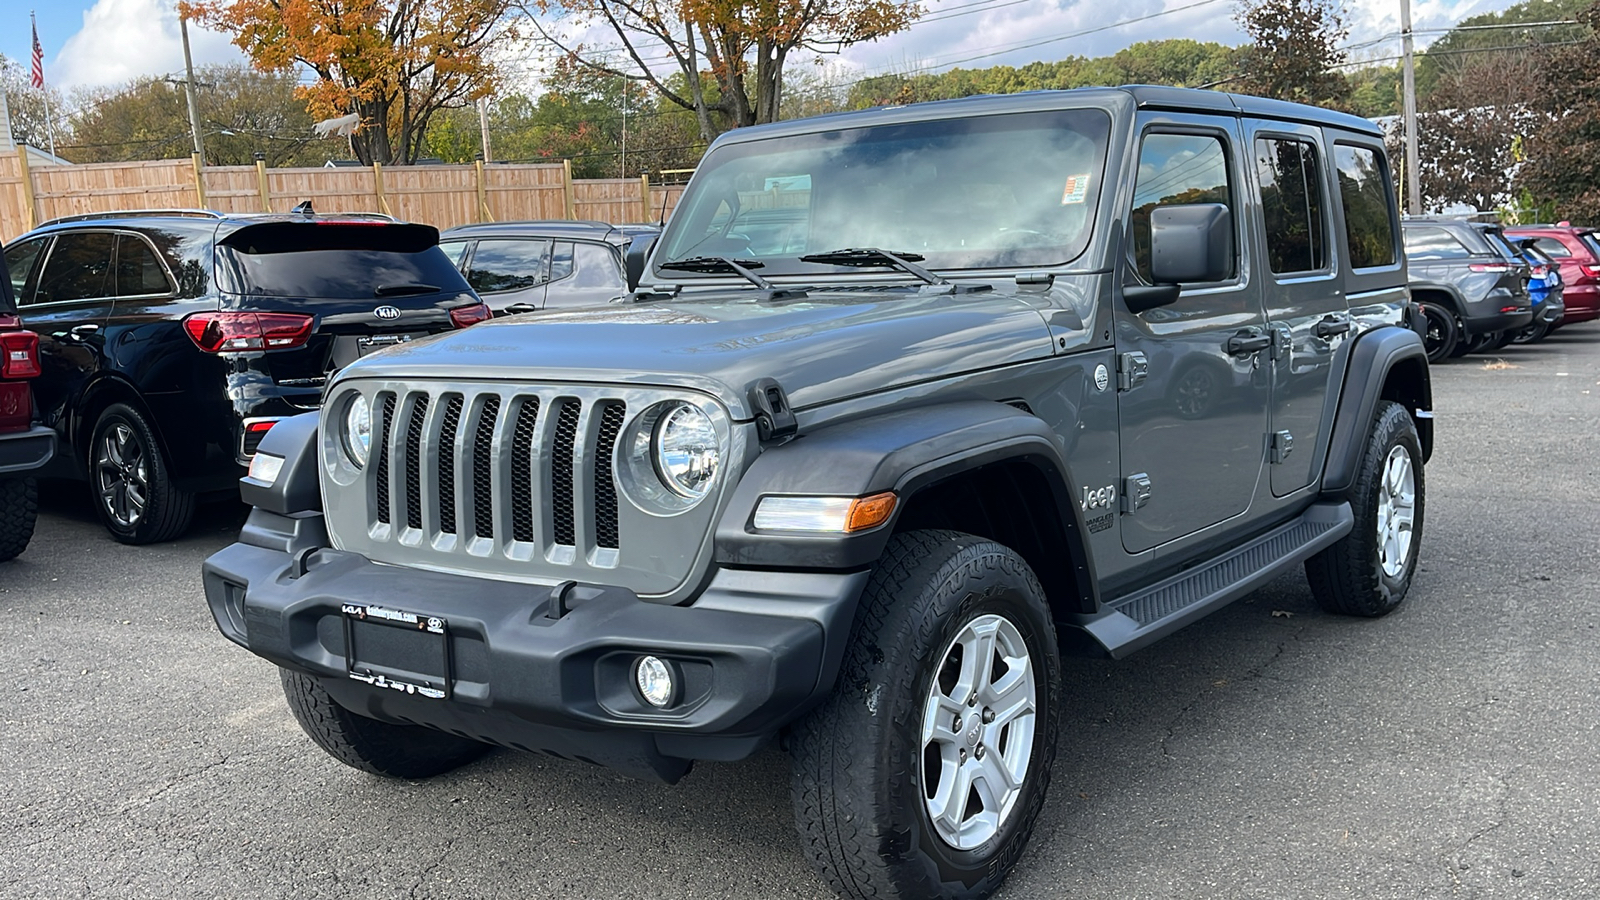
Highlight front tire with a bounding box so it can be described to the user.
[1306,401,1424,617]
[789,530,1060,900]
[279,669,490,778]
[88,403,194,544]
[0,477,39,562]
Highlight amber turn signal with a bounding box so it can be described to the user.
[845,492,897,532]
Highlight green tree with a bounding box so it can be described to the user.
[0,54,69,152]
[1417,0,1590,100]
[1516,1,1600,220]
[1233,0,1351,109]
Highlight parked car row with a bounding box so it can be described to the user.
[1405,217,1599,362]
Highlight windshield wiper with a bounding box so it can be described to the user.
[373,283,440,297]
[657,256,772,289]
[799,248,947,285]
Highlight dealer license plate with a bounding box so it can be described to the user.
[342,603,450,699]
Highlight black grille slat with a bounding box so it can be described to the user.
[594,403,626,550]
[511,399,541,543]
[403,394,429,530]
[472,397,501,539]
[438,396,462,535]
[551,401,581,546]
[374,395,395,525]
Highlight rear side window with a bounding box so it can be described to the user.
[1403,227,1471,260]
[37,231,116,303]
[1255,138,1327,274]
[1526,237,1571,257]
[1130,133,1233,283]
[1582,233,1600,259]
[438,240,471,270]
[1333,146,1396,269]
[4,238,48,306]
[116,235,173,297]
[1482,230,1520,260]
[216,223,470,300]
[467,239,551,294]
[568,242,622,290]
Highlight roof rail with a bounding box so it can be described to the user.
[36,209,226,229]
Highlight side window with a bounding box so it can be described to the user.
[4,238,49,304]
[1130,133,1233,283]
[1532,237,1570,258]
[1403,227,1471,260]
[1255,138,1328,274]
[465,239,551,294]
[36,231,116,304]
[550,242,574,282]
[438,240,471,270]
[569,242,623,290]
[115,235,174,297]
[1333,145,1396,269]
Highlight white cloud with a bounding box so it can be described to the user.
[54,0,244,91]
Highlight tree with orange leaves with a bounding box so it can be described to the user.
[535,0,921,139]
[182,0,517,164]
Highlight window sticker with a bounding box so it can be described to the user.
[1061,174,1092,205]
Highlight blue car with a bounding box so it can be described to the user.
[1514,240,1566,344]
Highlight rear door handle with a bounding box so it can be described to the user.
[68,324,101,340]
[1225,329,1271,356]
[504,303,537,315]
[1314,315,1351,338]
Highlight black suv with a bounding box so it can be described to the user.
[3,208,488,544]
[0,254,54,561]
[1403,217,1532,361]
[438,221,662,314]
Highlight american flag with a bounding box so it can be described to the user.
[30,20,44,89]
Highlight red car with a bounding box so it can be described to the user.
[1,257,54,561]
[1503,224,1600,328]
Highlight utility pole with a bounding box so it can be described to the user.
[1399,0,1422,215]
[477,97,492,163]
[180,11,206,165]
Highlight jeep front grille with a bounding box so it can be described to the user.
[321,380,739,600]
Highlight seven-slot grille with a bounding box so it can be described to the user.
[365,386,626,556]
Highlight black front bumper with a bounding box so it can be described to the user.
[0,425,55,476]
[202,512,869,781]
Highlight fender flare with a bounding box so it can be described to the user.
[1407,281,1465,314]
[1321,325,1432,496]
[713,401,1099,607]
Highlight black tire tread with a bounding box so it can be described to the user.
[0,477,39,562]
[1306,401,1424,617]
[279,668,489,779]
[91,403,195,545]
[789,530,1059,900]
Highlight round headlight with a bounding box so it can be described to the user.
[653,403,720,499]
[343,394,371,467]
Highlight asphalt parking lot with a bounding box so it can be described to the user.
[2,330,1598,900]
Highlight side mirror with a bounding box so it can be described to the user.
[1150,203,1233,284]
[1126,203,1234,314]
[624,234,658,292]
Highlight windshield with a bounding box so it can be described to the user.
[658,109,1112,276]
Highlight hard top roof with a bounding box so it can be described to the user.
[440,220,661,242]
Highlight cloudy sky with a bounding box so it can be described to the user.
[1,0,1522,96]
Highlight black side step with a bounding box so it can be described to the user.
[1063,501,1353,659]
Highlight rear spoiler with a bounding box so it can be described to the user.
[219,220,441,254]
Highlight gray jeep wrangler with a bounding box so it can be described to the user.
[203,86,1431,900]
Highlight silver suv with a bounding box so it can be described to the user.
[1404,217,1533,360]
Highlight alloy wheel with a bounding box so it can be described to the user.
[1376,445,1416,578]
[96,423,148,528]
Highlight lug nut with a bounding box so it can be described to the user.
[968,694,978,707]
[982,708,995,724]
[959,748,967,762]
[975,744,986,760]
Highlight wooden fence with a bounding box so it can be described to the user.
[0,150,687,242]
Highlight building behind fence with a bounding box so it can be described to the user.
[0,150,687,241]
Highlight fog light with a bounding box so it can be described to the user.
[635,656,675,708]
[248,452,284,485]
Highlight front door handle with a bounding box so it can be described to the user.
[503,303,537,315]
[1225,329,1271,357]
[1314,315,1351,338]
[68,324,101,341]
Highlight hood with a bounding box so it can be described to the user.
[334,285,1057,419]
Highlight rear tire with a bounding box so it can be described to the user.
[88,403,194,544]
[1511,321,1550,344]
[279,668,490,778]
[1489,329,1516,351]
[1418,304,1457,362]
[0,477,39,562]
[1307,401,1424,617]
[789,530,1060,900]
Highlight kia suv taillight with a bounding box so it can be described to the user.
[449,302,492,328]
[0,330,41,379]
[183,312,314,352]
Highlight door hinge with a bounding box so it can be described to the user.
[1269,430,1294,464]
[1270,324,1293,362]
[1117,351,1149,392]
[1122,473,1153,513]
